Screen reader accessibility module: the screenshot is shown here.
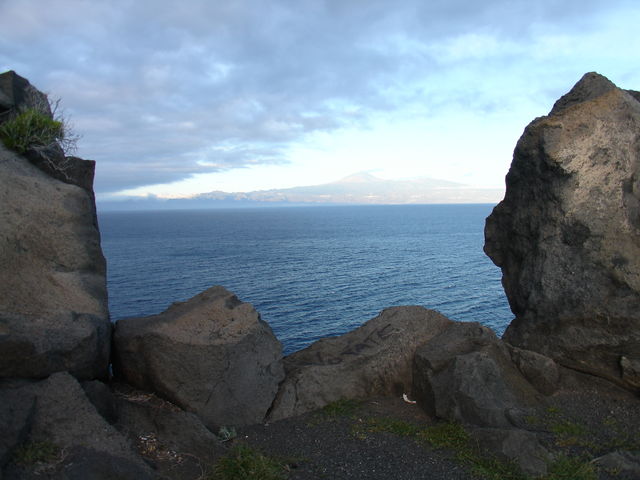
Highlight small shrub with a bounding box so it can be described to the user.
[211,444,288,480]
[0,108,64,154]
[217,426,237,442]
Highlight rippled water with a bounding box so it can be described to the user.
[99,204,512,354]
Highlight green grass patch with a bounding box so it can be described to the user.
[13,441,60,465]
[0,108,64,154]
[210,444,289,480]
[418,421,470,450]
[352,416,421,439]
[543,455,597,480]
[320,398,362,417]
[550,420,588,446]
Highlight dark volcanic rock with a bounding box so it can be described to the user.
[115,393,226,479]
[268,306,453,421]
[507,346,560,396]
[0,388,36,471]
[0,143,109,380]
[1,372,154,480]
[412,322,542,428]
[485,72,640,390]
[113,285,284,428]
[0,70,50,116]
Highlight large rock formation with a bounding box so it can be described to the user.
[113,286,284,428]
[0,72,110,380]
[268,306,453,421]
[485,72,640,390]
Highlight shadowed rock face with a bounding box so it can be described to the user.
[113,286,285,428]
[485,72,640,390]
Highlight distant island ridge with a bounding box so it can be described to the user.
[99,172,505,211]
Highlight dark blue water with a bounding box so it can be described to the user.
[99,204,512,354]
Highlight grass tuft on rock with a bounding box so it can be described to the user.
[0,108,64,154]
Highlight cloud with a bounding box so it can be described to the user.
[1,0,638,194]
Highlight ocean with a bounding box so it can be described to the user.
[99,204,512,355]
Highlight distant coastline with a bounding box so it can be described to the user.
[98,172,504,211]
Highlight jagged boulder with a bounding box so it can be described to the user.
[412,322,542,428]
[485,72,640,390]
[0,131,109,380]
[268,306,453,421]
[113,286,284,428]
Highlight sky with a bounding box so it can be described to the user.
[1,0,639,201]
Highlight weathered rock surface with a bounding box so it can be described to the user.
[412,322,542,428]
[0,145,110,380]
[113,286,284,428]
[507,346,560,396]
[268,306,453,421]
[485,72,640,390]
[1,372,154,479]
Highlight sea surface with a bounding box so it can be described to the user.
[99,204,512,355]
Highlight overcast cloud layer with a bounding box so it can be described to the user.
[1,0,639,196]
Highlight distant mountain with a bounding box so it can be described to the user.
[194,172,503,205]
[98,172,504,211]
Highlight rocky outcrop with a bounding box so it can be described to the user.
[485,72,640,390]
[268,306,453,421]
[0,73,109,381]
[113,286,284,428]
[412,322,542,428]
[0,70,51,117]
[0,71,95,192]
[0,144,109,379]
